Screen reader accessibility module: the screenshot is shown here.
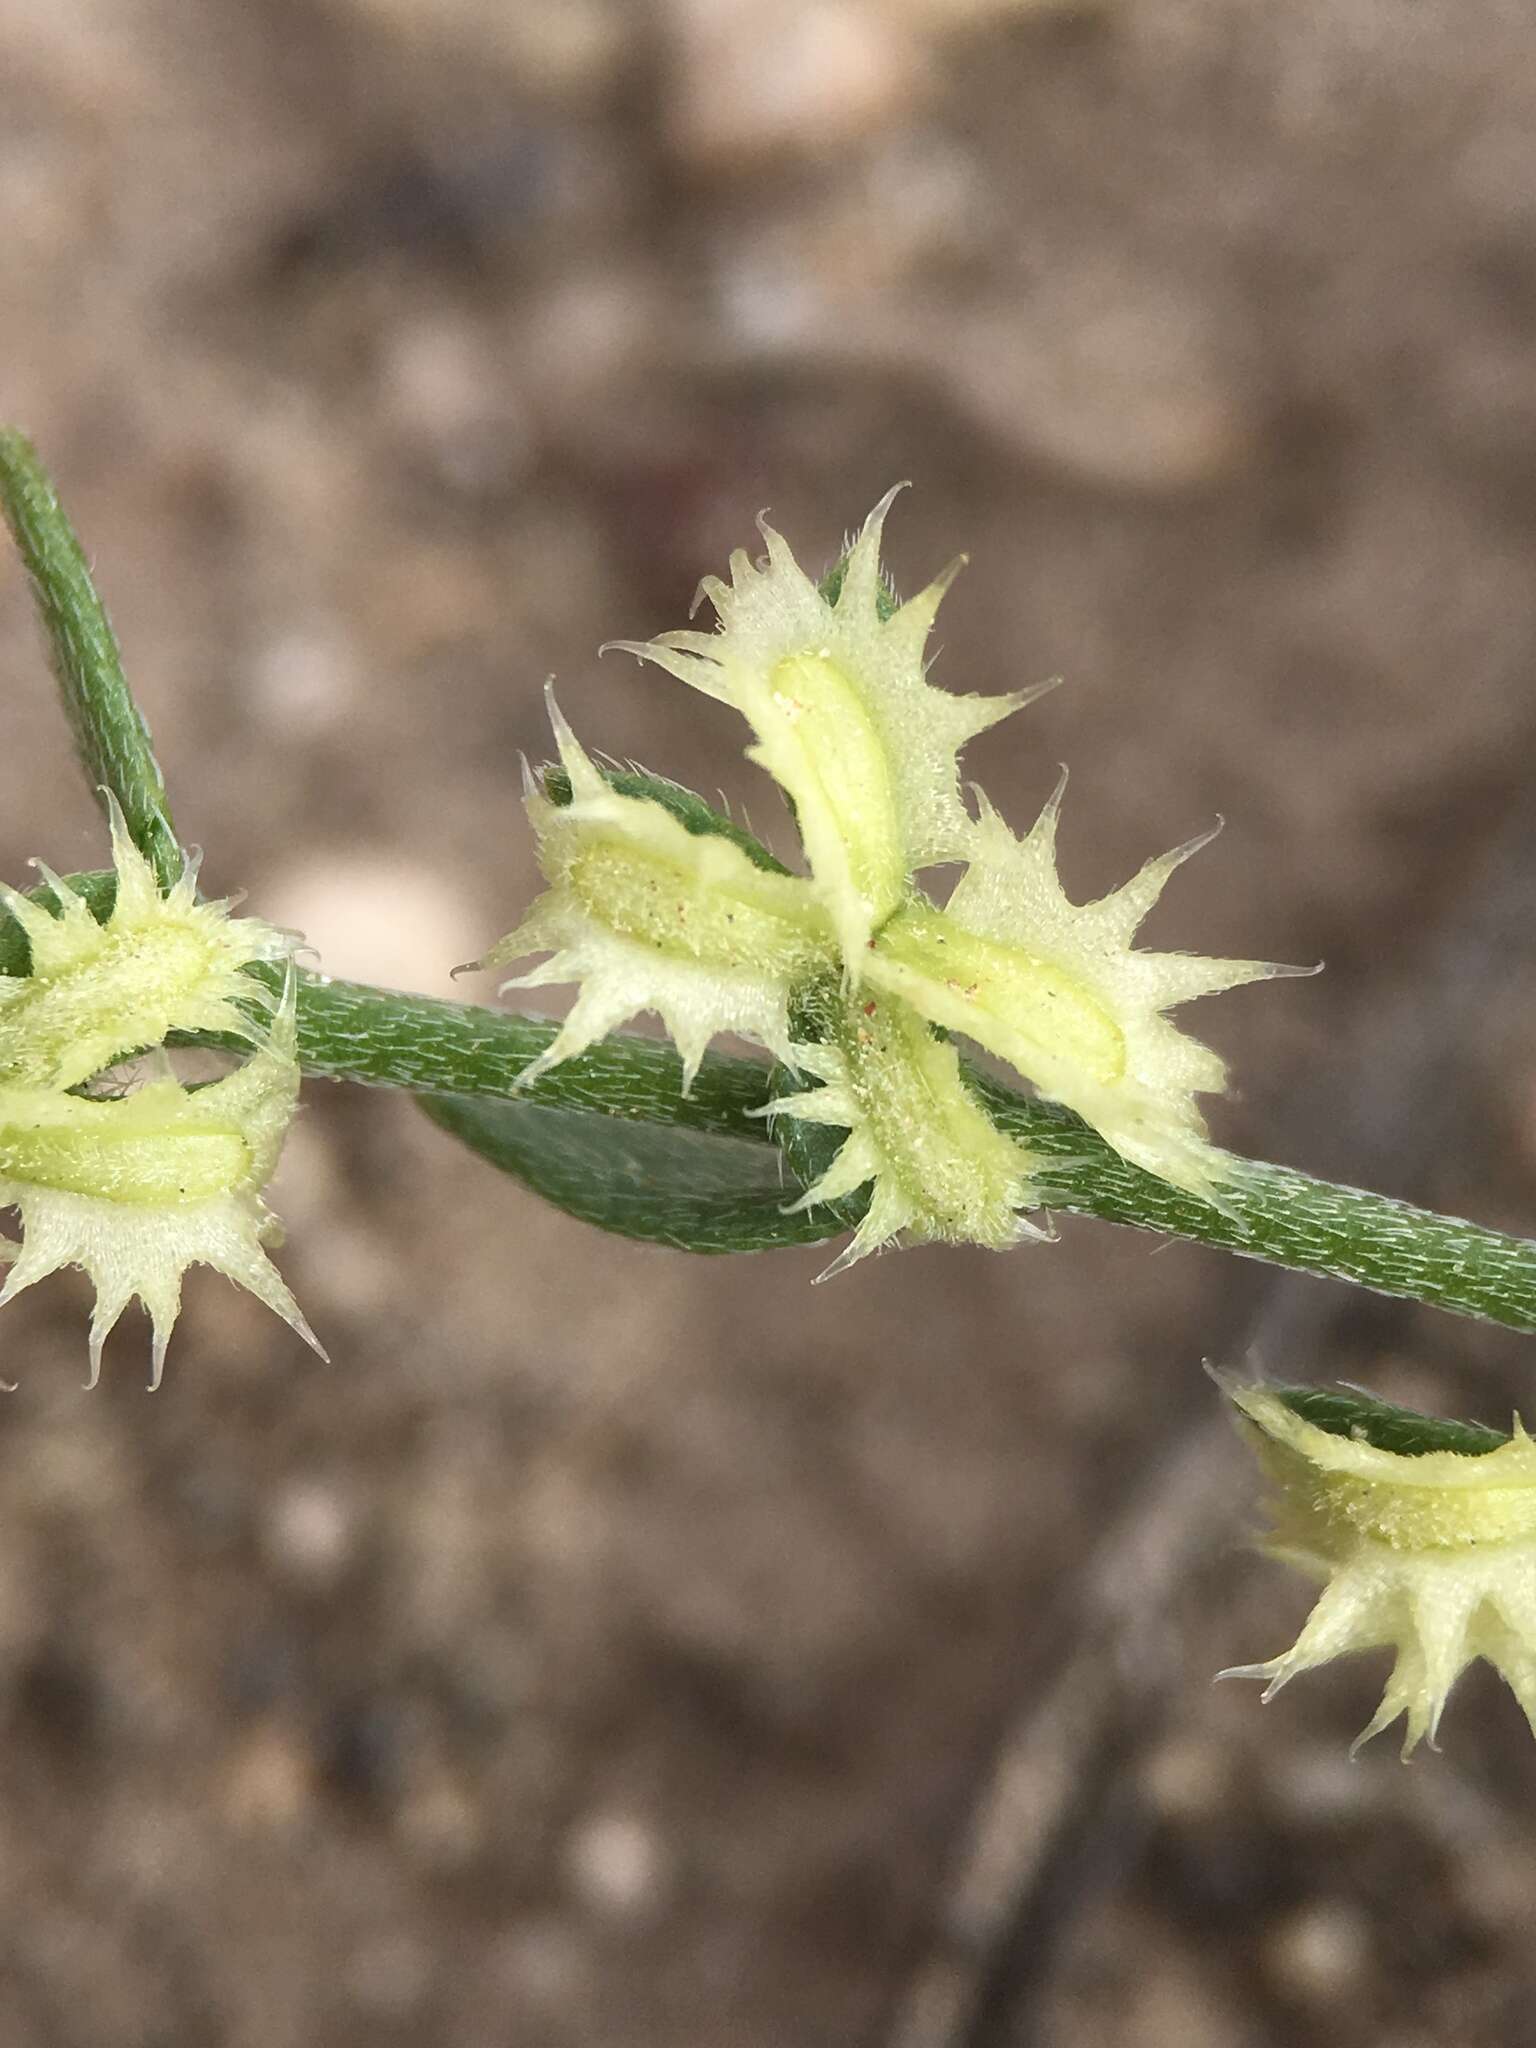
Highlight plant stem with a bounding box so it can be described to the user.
[5,870,1536,1329]
[970,1073,1536,1335]
[296,980,1536,1332]
[271,971,774,1138]
[0,429,183,887]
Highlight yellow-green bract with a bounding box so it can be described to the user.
[866,785,1309,1200]
[0,976,323,1389]
[761,990,1046,1272]
[479,694,837,1091]
[608,487,1036,965]
[0,796,316,1385]
[0,793,287,1090]
[1219,1377,1536,1755]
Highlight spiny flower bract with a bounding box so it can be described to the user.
[0,975,324,1388]
[478,695,837,1092]
[608,487,1035,963]
[763,990,1046,1272]
[866,779,1309,1199]
[1218,1376,1536,1756]
[0,793,289,1092]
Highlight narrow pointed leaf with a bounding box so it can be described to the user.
[1272,1385,1511,1458]
[419,1090,847,1252]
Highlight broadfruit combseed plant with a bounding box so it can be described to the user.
[3,430,1536,1756]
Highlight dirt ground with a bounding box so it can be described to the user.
[4,2,1536,2043]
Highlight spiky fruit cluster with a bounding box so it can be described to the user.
[1219,1378,1536,1755]
[0,804,322,1385]
[480,489,1302,1264]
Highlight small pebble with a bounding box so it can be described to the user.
[1263,1899,1372,2003]
[563,1809,672,1921]
[263,1477,360,1592]
[935,287,1254,492]
[222,1720,315,1835]
[661,0,921,168]
[1141,1735,1233,1823]
[248,623,359,737]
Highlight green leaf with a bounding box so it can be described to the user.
[0,430,184,889]
[1274,1385,1512,1457]
[0,868,117,976]
[542,759,793,876]
[419,1090,844,1253]
[818,551,901,621]
[759,976,872,1238]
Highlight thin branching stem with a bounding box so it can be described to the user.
[263,973,1536,1333]
[0,430,183,888]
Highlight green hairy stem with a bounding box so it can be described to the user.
[0,430,183,890]
[8,872,1536,1343]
